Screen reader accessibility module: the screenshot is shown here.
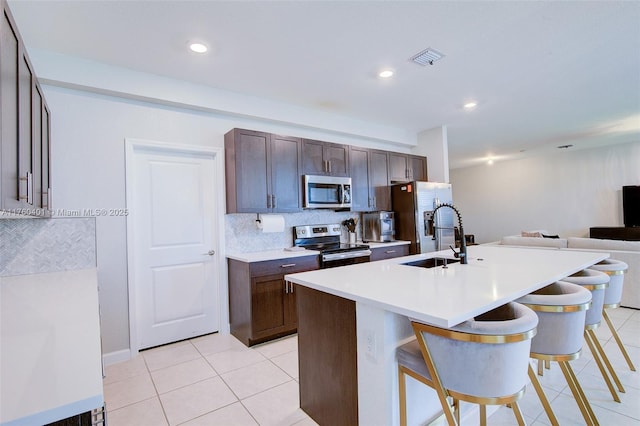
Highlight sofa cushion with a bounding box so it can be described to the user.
[501,236,568,249]
[567,237,640,252]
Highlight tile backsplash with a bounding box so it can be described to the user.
[0,217,96,276]
[225,211,361,253]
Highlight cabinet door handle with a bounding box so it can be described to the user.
[284,280,294,293]
[19,172,33,204]
[267,194,272,209]
[328,161,332,173]
[280,263,296,268]
[373,196,377,209]
[385,250,397,254]
[272,194,277,209]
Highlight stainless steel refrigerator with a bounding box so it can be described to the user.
[391,181,454,254]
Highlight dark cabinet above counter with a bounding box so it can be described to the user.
[301,139,349,177]
[224,128,427,214]
[1,0,52,217]
[225,129,302,213]
[388,152,427,183]
[349,146,391,212]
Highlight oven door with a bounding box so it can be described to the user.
[321,250,371,268]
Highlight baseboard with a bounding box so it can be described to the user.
[102,348,131,367]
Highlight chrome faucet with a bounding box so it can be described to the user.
[432,203,468,264]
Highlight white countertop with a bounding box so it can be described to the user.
[226,241,410,263]
[226,248,321,263]
[285,245,609,328]
[1,269,104,425]
[364,240,411,249]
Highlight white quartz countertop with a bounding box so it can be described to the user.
[365,241,411,248]
[285,245,609,328]
[226,241,411,263]
[0,269,104,425]
[226,248,321,263]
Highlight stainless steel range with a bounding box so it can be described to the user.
[293,224,371,268]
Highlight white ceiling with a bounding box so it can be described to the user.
[8,0,640,168]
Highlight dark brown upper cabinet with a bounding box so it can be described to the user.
[1,0,51,216]
[225,128,302,213]
[388,153,427,183]
[301,139,349,177]
[349,146,390,212]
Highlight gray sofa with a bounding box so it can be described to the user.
[490,236,640,309]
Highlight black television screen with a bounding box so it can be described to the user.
[623,185,640,227]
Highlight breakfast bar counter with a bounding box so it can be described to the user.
[284,245,609,425]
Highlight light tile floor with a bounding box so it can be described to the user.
[104,308,640,425]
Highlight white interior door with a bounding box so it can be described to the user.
[126,141,220,350]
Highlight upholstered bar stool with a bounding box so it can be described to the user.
[397,302,538,426]
[517,281,597,426]
[517,281,599,425]
[589,259,636,372]
[562,269,624,402]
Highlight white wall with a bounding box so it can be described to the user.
[450,141,640,244]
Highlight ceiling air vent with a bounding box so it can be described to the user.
[409,48,445,66]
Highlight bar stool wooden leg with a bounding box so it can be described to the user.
[398,365,408,426]
[584,330,621,402]
[453,398,460,425]
[587,328,625,393]
[479,405,487,426]
[538,359,544,376]
[603,309,637,371]
[528,364,559,426]
[511,401,526,426]
[415,337,459,426]
[559,361,599,426]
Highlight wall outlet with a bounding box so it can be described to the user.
[364,329,377,361]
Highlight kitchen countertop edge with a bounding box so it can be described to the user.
[226,241,411,263]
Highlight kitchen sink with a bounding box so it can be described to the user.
[401,257,459,268]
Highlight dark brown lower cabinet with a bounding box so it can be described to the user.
[228,255,319,346]
[297,285,358,426]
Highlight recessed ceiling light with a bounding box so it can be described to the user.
[189,43,208,54]
[378,69,394,79]
[463,101,478,109]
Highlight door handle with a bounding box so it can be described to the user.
[19,172,33,204]
[284,281,294,293]
[202,250,215,256]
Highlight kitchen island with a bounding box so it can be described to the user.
[284,245,609,426]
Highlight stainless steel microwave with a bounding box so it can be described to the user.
[303,175,351,209]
